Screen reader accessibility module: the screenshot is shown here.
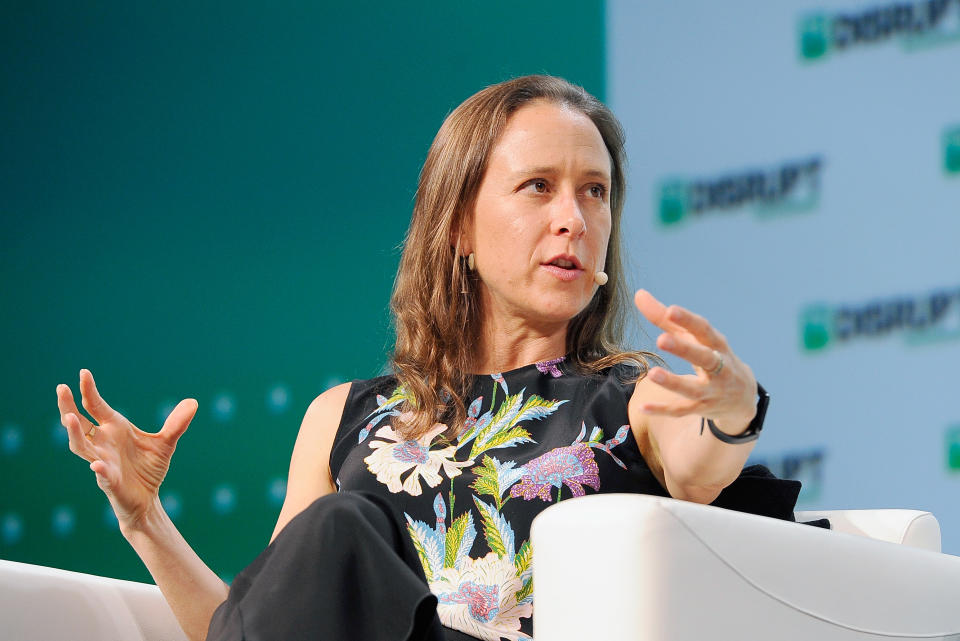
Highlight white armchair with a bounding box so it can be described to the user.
[2,496,959,641]
[531,494,960,640]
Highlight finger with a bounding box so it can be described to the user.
[634,289,685,334]
[159,399,198,445]
[647,368,707,401]
[78,369,118,424]
[62,412,97,462]
[57,384,94,432]
[656,333,721,372]
[662,305,729,351]
[90,459,116,492]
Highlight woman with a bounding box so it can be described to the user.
[56,76,783,641]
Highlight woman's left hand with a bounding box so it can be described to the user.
[633,289,757,435]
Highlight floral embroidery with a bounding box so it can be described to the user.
[365,369,633,641]
[407,494,532,641]
[433,553,533,641]
[508,422,633,502]
[458,378,566,460]
[509,442,600,502]
[534,356,565,378]
[364,423,472,496]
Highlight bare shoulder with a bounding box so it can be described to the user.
[270,382,352,542]
[303,381,352,427]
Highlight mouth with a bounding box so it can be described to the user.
[543,255,584,271]
[541,254,585,282]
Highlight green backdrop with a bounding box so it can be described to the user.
[0,2,605,582]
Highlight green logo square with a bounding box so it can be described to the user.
[943,126,960,175]
[657,180,689,226]
[798,13,831,61]
[947,425,960,471]
[800,304,833,352]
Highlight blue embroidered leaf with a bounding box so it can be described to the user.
[458,409,492,449]
[469,392,525,458]
[366,387,409,417]
[573,421,587,445]
[467,396,483,418]
[512,395,566,426]
[358,411,396,443]
[609,424,630,446]
[443,511,476,569]
[405,515,444,580]
[493,457,524,497]
[491,373,509,396]
[588,425,603,444]
[433,493,446,533]
[454,515,476,571]
[472,497,516,563]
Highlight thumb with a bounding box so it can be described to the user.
[160,399,198,444]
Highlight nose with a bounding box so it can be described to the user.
[550,192,586,238]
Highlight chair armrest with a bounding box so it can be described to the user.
[795,509,941,551]
[532,494,960,641]
[0,559,188,641]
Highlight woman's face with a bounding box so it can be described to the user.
[464,100,613,332]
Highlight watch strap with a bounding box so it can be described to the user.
[701,382,769,444]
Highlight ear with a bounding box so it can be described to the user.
[450,216,475,257]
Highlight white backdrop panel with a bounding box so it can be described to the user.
[608,0,960,553]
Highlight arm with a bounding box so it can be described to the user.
[58,371,349,641]
[629,290,760,504]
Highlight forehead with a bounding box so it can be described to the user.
[487,101,611,177]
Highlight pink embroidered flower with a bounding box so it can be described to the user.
[509,443,599,501]
[534,357,565,378]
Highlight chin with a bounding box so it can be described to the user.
[529,295,593,326]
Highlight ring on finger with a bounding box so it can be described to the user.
[709,350,724,376]
[85,425,96,438]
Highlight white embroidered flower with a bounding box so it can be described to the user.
[364,422,472,496]
[431,552,533,641]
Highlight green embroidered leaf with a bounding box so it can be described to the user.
[515,577,533,603]
[470,392,522,455]
[514,540,532,576]
[407,524,433,582]
[473,496,507,557]
[479,426,532,453]
[470,455,505,510]
[444,512,471,569]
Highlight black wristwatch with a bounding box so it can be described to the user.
[701,382,769,444]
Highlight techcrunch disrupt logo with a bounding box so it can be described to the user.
[945,124,960,174]
[801,286,960,352]
[657,156,822,226]
[799,0,960,61]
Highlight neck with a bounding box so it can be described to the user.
[474,313,568,375]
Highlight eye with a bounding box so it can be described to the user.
[588,184,607,199]
[521,179,549,194]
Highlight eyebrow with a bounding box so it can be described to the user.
[512,166,611,181]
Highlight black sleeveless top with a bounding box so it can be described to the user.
[330,357,799,641]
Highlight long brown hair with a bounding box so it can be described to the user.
[390,75,656,439]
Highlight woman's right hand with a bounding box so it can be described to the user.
[56,369,198,532]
